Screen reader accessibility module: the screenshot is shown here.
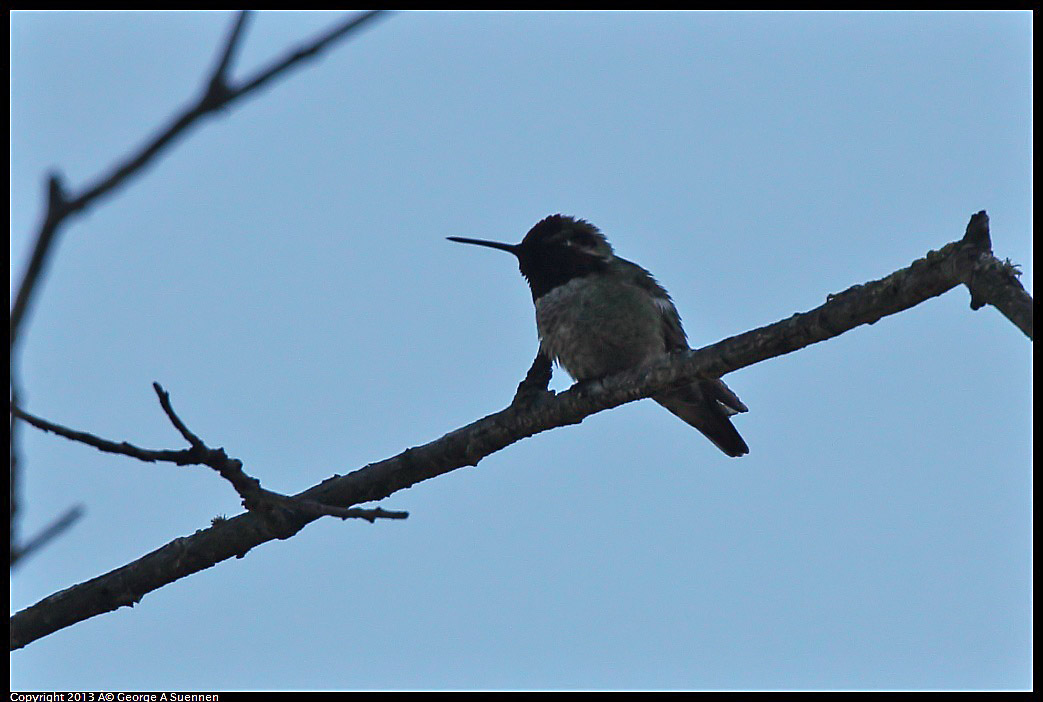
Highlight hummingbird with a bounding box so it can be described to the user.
[448,214,749,457]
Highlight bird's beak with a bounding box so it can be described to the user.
[446,236,520,257]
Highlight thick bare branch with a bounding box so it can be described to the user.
[965,254,1032,339]
[10,212,1029,650]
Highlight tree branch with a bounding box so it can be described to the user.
[9,211,1030,650]
[10,403,197,466]
[10,385,408,540]
[8,9,391,570]
[9,10,389,354]
[10,506,85,568]
[205,10,252,99]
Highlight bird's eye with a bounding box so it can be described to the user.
[571,233,597,248]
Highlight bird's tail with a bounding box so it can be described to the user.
[653,378,749,457]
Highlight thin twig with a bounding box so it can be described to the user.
[11,505,85,568]
[327,506,409,523]
[152,382,205,448]
[232,10,386,97]
[284,493,408,523]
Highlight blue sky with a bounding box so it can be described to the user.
[10,11,1031,691]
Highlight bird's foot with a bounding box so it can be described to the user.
[512,382,555,408]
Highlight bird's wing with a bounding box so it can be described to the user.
[616,258,688,351]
